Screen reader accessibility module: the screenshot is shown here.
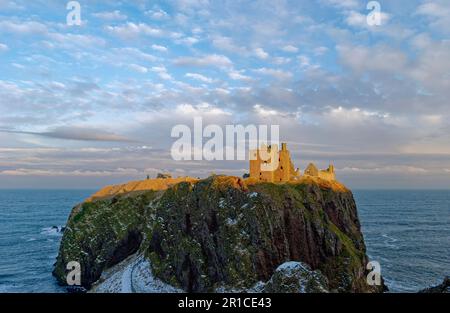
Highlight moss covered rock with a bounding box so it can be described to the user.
[263,262,329,293]
[53,191,158,288]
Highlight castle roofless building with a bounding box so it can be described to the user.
[249,143,335,183]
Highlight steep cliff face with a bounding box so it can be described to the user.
[53,175,382,293]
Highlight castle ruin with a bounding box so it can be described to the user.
[304,163,336,181]
[249,143,336,183]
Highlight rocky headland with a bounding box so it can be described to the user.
[53,175,385,293]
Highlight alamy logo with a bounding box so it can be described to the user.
[171,117,280,170]
[366,261,381,286]
[367,1,382,26]
[66,261,81,286]
[66,1,82,26]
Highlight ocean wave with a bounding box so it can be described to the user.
[40,226,65,236]
[0,283,19,293]
[381,233,400,249]
[382,234,398,243]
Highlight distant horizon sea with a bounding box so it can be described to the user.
[0,189,448,293]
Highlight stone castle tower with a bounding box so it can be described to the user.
[249,143,300,182]
[249,143,335,183]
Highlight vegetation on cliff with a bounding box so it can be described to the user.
[53,175,382,293]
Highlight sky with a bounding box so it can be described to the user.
[0,0,450,189]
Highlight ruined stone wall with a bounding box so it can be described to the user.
[249,143,299,183]
[249,144,335,183]
[318,170,336,181]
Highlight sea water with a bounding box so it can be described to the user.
[355,190,450,292]
[0,189,448,292]
[0,190,93,292]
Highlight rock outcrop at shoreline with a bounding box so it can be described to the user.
[53,175,384,293]
[419,277,449,293]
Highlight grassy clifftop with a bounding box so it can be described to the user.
[53,175,382,293]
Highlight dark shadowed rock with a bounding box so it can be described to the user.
[263,261,329,293]
[419,277,449,293]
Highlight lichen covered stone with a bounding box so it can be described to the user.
[263,262,329,293]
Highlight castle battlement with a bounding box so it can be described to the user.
[249,143,335,183]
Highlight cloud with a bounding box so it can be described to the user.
[174,36,199,46]
[281,45,298,53]
[314,46,328,56]
[185,73,214,83]
[254,47,269,59]
[174,103,230,116]
[228,70,252,81]
[114,47,157,62]
[321,0,358,9]
[345,10,390,28]
[298,55,311,68]
[0,168,141,177]
[212,36,247,54]
[174,54,232,68]
[340,165,428,174]
[337,44,407,73]
[151,44,168,52]
[12,63,24,69]
[345,10,367,27]
[416,2,444,16]
[409,37,450,92]
[0,20,48,35]
[128,64,148,73]
[0,0,24,10]
[254,67,293,80]
[146,9,169,20]
[415,0,450,33]
[272,57,291,65]
[151,66,173,80]
[47,33,107,49]
[323,106,390,126]
[174,0,210,12]
[106,22,178,40]
[0,127,133,142]
[0,43,8,52]
[1,1,450,188]
[253,104,278,117]
[92,10,127,21]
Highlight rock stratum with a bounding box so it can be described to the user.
[53,175,384,293]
